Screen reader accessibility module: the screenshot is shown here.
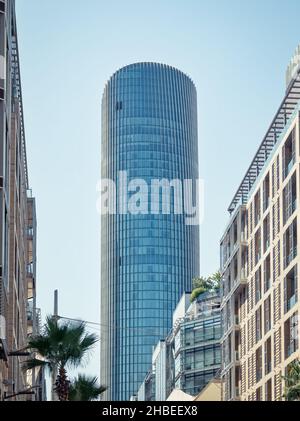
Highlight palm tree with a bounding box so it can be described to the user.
[69,374,106,401]
[283,360,300,401]
[24,316,98,401]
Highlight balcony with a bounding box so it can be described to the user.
[231,271,248,295]
[27,227,34,240]
[235,350,240,363]
[240,231,247,245]
[27,301,34,325]
[285,247,297,268]
[285,294,297,313]
[285,158,295,179]
[256,367,262,383]
[240,268,248,281]
[234,315,240,330]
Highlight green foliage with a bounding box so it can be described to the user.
[283,359,300,401]
[24,316,98,401]
[69,374,106,401]
[191,271,221,302]
[190,286,207,302]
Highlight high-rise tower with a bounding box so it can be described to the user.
[101,62,199,400]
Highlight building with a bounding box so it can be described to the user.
[220,45,300,401]
[100,62,199,400]
[0,0,42,401]
[136,290,221,401]
[193,378,222,401]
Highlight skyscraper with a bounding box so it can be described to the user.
[101,62,199,401]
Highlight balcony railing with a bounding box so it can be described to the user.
[285,247,297,268]
[285,294,297,313]
[256,367,262,382]
[284,158,295,179]
[241,231,247,243]
[265,360,272,374]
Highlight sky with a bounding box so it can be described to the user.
[15,0,300,389]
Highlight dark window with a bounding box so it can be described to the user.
[263,173,270,212]
[282,128,296,180]
[283,218,297,269]
[284,265,298,313]
[263,214,270,253]
[254,190,261,226]
[284,312,298,358]
[264,254,271,292]
[283,171,297,226]
[264,295,271,334]
[264,337,272,375]
[256,347,262,382]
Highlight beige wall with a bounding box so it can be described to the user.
[194,379,222,401]
[221,111,300,401]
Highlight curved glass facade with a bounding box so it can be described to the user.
[101,62,199,401]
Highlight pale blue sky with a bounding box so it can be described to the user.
[16,0,300,384]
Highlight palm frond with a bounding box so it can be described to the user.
[69,374,106,401]
[23,358,50,372]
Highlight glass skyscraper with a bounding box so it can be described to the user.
[100,62,199,401]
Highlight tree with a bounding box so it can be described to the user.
[191,271,221,302]
[24,316,98,401]
[69,374,106,401]
[283,359,300,401]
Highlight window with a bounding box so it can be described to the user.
[264,254,271,292]
[283,171,297,226]
[265,379,272,401]
[255,267,262,303]
[284,265,298,313]
[282,128,296,180]
[255,228,261,265]
[233,218,238,246]
[263,173,270,212]
[264,337,272,375]
[264,296,271,334]
[263,214,270,253]
[256,306,262,342]
[263,173,270,211]
[256,347,262,382]
[284,312,298,358]
[116,101,123,111]
[283,218,297,269]
[254,190,261,226]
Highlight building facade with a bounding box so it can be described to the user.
[220,46,300,401]
[137,291,221,400]
[0,0,42,401]
[101,62,199,400]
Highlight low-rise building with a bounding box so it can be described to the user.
[136,290,222,400]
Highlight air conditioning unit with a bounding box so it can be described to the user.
[0,315,8,361]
